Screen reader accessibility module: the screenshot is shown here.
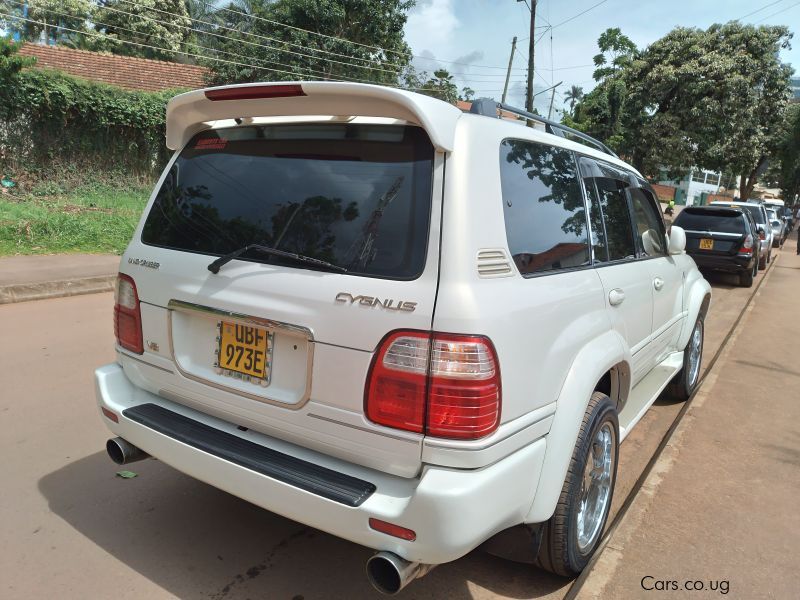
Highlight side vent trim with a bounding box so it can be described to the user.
[477,249,514,278]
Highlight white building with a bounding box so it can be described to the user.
[658,169,725,206]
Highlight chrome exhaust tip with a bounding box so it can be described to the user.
[106,437,149,465]
[365,551,435,595]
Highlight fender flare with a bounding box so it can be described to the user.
[677,274,712,351]
[524,329,629,523]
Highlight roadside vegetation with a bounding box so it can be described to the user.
[0,183,149,256]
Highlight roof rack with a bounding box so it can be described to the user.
[468,98,618,158]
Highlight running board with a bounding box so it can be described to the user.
[618,353,684,440]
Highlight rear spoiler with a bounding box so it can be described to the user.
[165,81,463,152]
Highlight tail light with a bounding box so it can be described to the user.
[365,331,501,440]
[114,274,143,354]
[738,234,754,256]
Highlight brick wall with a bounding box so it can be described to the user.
[18,43,208,92]
[651,183,676,202]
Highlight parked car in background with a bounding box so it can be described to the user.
[93,82,712,593]
[711,201,772,269]
[766,208,784,248]
[674,206,760,287]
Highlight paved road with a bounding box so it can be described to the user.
[0,252,780,599]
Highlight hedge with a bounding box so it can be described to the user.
[0,63,184,185]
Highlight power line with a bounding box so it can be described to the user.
[0,11,450,93]
[550,0,609,29]
[5,0,398,86]
[196,0,522,72]
[736,0,787,21]
[755,0,800,22]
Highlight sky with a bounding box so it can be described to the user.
[404,0,800,115]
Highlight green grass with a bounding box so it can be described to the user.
[0,184,150,255]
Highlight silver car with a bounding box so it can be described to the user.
[711,201,773,269]
[766,208,785,248]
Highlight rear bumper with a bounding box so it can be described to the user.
[95,362,546,565]
[689,253,753,273]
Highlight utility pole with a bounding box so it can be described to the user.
[526,1,537,113]
[502,36,517,104]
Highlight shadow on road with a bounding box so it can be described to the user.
[39,452,569,599]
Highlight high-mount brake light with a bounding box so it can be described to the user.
[365,331,501,440]
[204,84,306,101]
[114,274,143,354]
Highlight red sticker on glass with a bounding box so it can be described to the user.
[194,138,227,150]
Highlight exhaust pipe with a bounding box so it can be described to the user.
[366,551,436,595]
[106,437,149,465]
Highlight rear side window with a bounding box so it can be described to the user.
[674,210,746,233]
[142,124,434,279]
[499,139,590,275]
[578,157,636,263]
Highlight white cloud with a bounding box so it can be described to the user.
[405,0,461,56]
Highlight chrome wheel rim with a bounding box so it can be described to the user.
[576,422,616,552]
[687,320,703,388]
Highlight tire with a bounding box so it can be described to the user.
[767,250,772,264]
[666,316,704,401]
[739,265,754,288]
[535,392,619,577]
[758,254,767,270]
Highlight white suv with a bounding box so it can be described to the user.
[95,82,711,594]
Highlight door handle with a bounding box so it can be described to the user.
[608,288,626,306]
[653,277,665,291]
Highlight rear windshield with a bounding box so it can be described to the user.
[142,124,434,279]
[674,210,745,234]
[713,203,765,224]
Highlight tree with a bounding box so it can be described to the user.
[592,27,637,82]
[417,68,458,103]
[766,104,800,202]
[621,23,793,197]
[563,85,583,115]
[204,0,414,86]
[0,0,94,45]
[92,0,192,61]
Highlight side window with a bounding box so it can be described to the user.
[579,158,636,262]
[628,187,667,257]
[499,139,590,275]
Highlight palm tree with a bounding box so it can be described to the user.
[564,85,584,115]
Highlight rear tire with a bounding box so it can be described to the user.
[535,392,618,577]
[739,260,756,288]
[666,316,704,401]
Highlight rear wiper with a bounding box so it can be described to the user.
[208,243,348,274]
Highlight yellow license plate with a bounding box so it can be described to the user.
[699,238,714,250]
[217,322,272,381]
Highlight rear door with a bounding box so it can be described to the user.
[121,122,442,477]
[628,185,684,363]
[581,158,655,385]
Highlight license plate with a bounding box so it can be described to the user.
[216,322,273,385]
[699,238,714,250]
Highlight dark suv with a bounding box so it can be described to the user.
[673,205,760,287]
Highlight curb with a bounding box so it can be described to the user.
[0,275,116,304]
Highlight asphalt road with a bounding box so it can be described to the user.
[0,255,776,600]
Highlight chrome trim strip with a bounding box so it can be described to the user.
[167,299,314,339]
[682,230,742,238]
[166,300,314,409]
[117,348,175,374]
[307,413,419,444]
